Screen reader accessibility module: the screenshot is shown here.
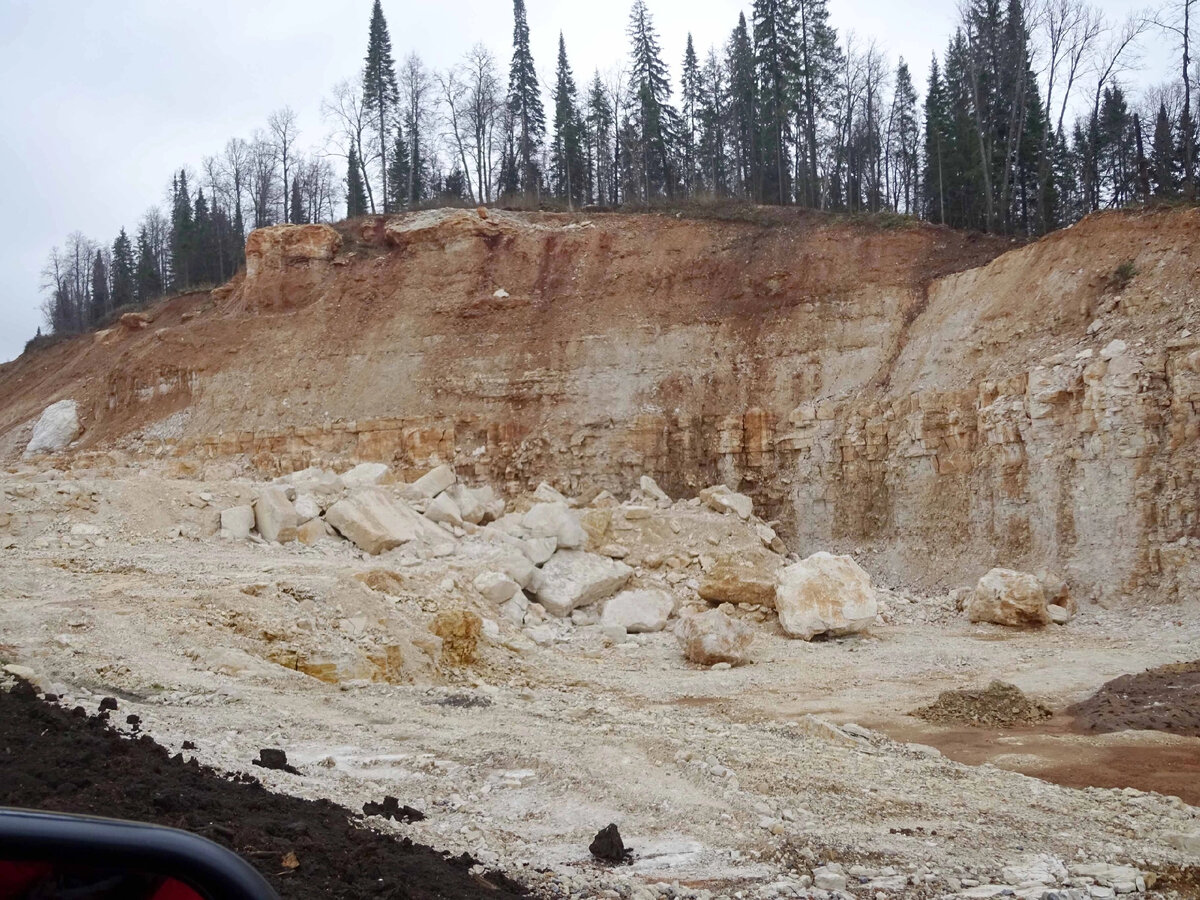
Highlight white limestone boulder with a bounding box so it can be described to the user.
[425,493,464,527]
[293,494,322,524]
[522,536,558,565]
[698,550,782,607]
[675,610,754,666]
[412,464,456,499]
[296,518,335,546]
[601,589,675,633]
[499,591,530,626]
[533,550,632,617]
[341,462,391,489]
[474,571,522,604]
[254,486,299,543]
[698,484,753,520]
[279,467,345,508]
[445,484,484,524]
[23,400,82,457]
[967,568,1050,628]
[325,488,422,555]
[775,552,879,641]
[220,506,255,540]
[522,502,587,550]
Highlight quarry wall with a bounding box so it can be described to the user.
[2,207,1197,602]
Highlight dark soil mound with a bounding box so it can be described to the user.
[0,681,525,899]
[1067,660,1200,737]
[913,680,1052,728]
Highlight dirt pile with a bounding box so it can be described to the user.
[913,680,1053,728]
[0,679,525,899]
[1067,660,1200,737]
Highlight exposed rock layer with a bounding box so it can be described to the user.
[2,207,1197,602]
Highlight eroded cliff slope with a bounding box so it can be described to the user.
[2,207,1196,602]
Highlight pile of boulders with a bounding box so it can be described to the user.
[221,465,895,667]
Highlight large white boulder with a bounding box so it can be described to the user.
[775,552,878,641]
[412,464,456,499]
[521,536,558,565]
[522,502,587,550]
[220,506,255,540]
[698,551,782,607]
[534,551,632,617]
[968,568,1050,627]
[425,493,463,527]
[675,610,754,666]
[292,494,322,524]
[254,486,299,543]
[602,589,675,633]
[325,488,422,555]
[474,571,522,603]
[23,400,81,457]
[445,484,487,524]
[279,468,345,508]
[498,553,538,590]
[698,484,754,520]
[341,462,391,489]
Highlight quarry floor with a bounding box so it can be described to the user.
[1,471,1199,899]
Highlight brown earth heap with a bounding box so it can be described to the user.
[2,206,1198,605]
[914,680,1053,728]
[1067,660,1200,737]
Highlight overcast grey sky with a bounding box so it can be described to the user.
[0,0,1175,364]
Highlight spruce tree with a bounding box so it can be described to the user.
[1150,103,1179,197]
[192,188,213,286]
[90,250,109,325]
[795,0,839,207]
[586,73,615,204]
[507,0,546,196]
[110,229,135,310]
[696,48,729,196]
[552,33,585,207]
[386,124,412,211]
[170,171,194,291]
[135,227,162,306]
[1098,85,1134,207]
[680,35,701,198]
[923,57,948,223]
[1133,112,1150,201]
[346,148,369,218]
[627,0,677,201]
[1178,104,1197,194]
[891,60,919,214]
[727,14,757,198]
[362,0,399,213]
[402,90,428,207]
[753,0,801,204]
[290,177,306,224]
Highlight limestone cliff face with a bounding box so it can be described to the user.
[1,207,1196,603]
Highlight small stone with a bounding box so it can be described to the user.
[1048,604,1073,625]
[813,867,848,892]
[589,824,628,861]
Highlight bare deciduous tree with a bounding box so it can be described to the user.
[400,53,433,206]
[322,80,376,213]
[268,107,300,222]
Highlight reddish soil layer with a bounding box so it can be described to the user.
[0,681,526,899]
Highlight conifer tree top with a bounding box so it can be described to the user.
[362,0,399,110]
